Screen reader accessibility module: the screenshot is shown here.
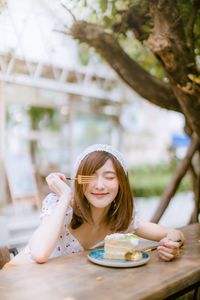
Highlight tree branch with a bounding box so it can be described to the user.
[70,21,182,113]
[61,3,77,22]
[151,133,200,223]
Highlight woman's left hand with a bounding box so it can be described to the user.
[157,237,181,261]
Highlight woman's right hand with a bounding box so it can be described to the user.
[46,172,71,197]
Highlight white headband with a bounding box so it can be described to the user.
[72,144,127,176]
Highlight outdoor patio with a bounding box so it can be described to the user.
[0,1,200,299]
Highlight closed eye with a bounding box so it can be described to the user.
[104,176,116,180]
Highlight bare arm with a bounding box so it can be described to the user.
[29,173,72,263]
[135,220,185,261]
[135,219,185,244]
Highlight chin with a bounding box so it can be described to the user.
[90,201,112,209]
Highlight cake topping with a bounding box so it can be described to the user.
[105,233,138,240]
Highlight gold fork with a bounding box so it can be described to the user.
[125,246,157,261]
[125,239,183,261]
[66,175,96,184]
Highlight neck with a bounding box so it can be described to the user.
[90,205,110,228]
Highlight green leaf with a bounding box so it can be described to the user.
[99,0,108,13]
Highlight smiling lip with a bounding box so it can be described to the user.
[91,193,108,198]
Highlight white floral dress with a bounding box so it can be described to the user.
[25,193,140,262]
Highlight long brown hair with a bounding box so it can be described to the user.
[71,151,134,232]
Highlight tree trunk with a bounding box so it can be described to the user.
[147,0,200,139]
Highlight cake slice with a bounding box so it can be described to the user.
[104,233,142,260]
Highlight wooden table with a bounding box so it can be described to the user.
[0,223,199,300]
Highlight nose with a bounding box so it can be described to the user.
[93,176,105,190]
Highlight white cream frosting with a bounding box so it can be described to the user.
[105,233,139,245]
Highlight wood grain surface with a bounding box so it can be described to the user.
[0,223,199,300]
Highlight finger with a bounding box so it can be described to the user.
[55,172,66,181]
[47,180,58,191]
[174,248,180,258]
[158,249,174,261]
[46,173,65,185]
[163,241,180,249]
[46,174,59,182]
[159,253,172,261]
[158,237,169,246]
[157,245,177,256]
[46,173,57,183]
[158,250,171,261]
[158,246,180,260]
[46,172,62,179]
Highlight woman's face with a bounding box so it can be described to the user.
[83,159,119,209]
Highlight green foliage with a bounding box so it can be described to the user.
[0,0,6,12]
[74,0,165,76]
[178,0,200,52]
[77,44,90,65]
[99,0,108,13]
[119,38,165,78]
[74,0,200,73]
[27,107,58,131]
[128,160,191,197]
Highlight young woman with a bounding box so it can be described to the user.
[9,144,184,266]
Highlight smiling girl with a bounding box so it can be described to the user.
[9,144,184,265]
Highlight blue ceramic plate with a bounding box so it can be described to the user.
[87,249,150,268]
